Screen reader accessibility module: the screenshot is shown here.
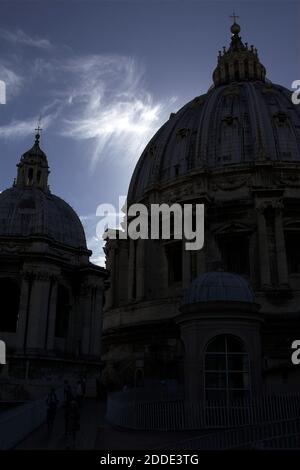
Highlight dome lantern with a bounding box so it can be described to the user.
[212,17,266,86]
[15,126,50,193]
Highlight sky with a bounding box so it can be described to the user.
[0,0,299,265]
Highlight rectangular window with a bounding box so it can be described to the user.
[166,242,182,284]
[218,232,250,275]
[285,232,300,274]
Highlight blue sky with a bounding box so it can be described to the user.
[0,0,299,264]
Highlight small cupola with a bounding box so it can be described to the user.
[15,128,50,192]
[213,15,266,86]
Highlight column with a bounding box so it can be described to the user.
[105,242,115,309]
[182,242,191,290]
[136,239,145,300]
[256,203,271,287]
[16,271,34,351]
[161,243,169,292]
[197,247,206,276]
[80,282,92,356]
[275,203,289,286]
[127,239,135,301]
[118,242,129,304]
[91,285,104,357]
[45,277,58,352]
[25,271,52,352]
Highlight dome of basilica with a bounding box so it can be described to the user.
[183,271,254,304]
[0,133,87,249]
[128,23,300,204]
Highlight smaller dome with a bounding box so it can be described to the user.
[0,187,87,249]
[184,272,254,304]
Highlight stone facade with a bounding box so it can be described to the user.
[0,132,107,386]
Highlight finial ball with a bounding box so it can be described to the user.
[231,22,241,35]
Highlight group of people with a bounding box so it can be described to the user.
[46,377,87,448]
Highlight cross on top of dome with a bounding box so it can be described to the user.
[230,11,239,23]
[230,12,241,35]
[34,119,42,144]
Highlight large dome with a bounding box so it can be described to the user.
[0,187,87,249]
[128,25,300,204]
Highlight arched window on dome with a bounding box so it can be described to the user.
[37,170,41,185]
[55,285,70,339]
[204,334,250,403]
[166,242,183,284]
[234,60,240,81]
[0,279,20,332]
[27,168,34,186]
[225,63,229,83]
[244,59,249,79]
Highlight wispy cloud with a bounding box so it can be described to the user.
[45,54,176,168]
[0,28,52,50]
[30,54,176,168]
[0,114,53,139]
[0,47,176,167]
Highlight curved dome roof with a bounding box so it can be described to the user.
[128,81,300,203]
[1,132,86,250]
[184,272,254,304]
[128,25,300,204]
[0,187,87,249]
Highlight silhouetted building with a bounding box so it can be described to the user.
[103,21,300,401]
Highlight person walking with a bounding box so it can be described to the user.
[63,380,73,436]
[80,376,86,398]
[46,388,59,435]
[67,399,80,449]
[75,380,84,407]
[96,376,101,400]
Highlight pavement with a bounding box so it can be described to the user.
[16,399,105,450]
[16,398,199,450]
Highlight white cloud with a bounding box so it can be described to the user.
[0,28,52,50]
[0,51,176,168]
[0,114,53,139]
[80,213,106,267]
[55,55,176,168]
